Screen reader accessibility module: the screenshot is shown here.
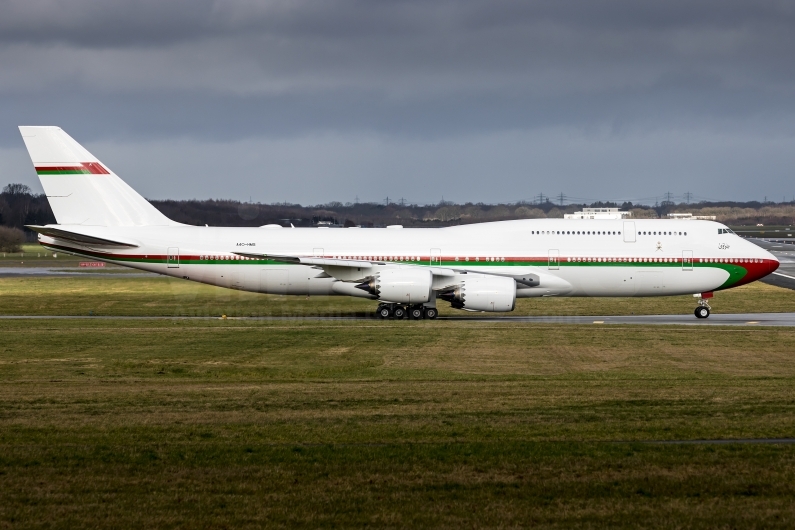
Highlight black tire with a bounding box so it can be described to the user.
[694,307,710,319]
[424,307,438,320]
[378,306,392,319]
[410,307,423,320]
[393,306,406,320]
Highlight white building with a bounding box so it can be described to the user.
[667,213,717,221]
[564,208,631,220]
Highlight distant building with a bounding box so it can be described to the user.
[564,208,630,220]
[667,213,717,221]
[315,220,344,228]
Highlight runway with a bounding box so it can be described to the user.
[2,312,795,326]
[752,237,795,290]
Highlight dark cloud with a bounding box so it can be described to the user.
[1,0,794,201]
[3,1,794,45]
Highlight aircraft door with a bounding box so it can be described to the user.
[167,247,179,268]
[682,250,693,271]
[430,248,442,266]
[623,221,636,242]
[548,249,559,270]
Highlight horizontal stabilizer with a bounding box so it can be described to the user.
[26,225,139,247]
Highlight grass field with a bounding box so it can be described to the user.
[2,266,795,527]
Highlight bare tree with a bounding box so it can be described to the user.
[0,226,25,252]
[2,183,31,196]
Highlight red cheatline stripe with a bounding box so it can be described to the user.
[35,162,110,175]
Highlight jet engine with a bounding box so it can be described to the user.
[439,276,516,312]
[356,268,433,304]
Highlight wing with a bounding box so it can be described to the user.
[232,252,554,292]
[233,252,456,280]
[234,253,377,268]
[26,225,139,247]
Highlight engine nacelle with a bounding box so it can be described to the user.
[440,276,516,312]
[356,268,433,304]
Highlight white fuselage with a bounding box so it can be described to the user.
[38,218,778,301]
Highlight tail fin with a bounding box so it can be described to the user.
[18,126,173,226]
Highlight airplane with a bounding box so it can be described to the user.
[19,126,779,320]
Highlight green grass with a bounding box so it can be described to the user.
[2,318,795,527]
[1,272,794,527]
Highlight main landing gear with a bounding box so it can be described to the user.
[694,293,712,319]
[376,303,438,320]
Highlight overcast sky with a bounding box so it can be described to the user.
[1,0,794,205]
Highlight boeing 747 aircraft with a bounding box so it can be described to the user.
[20,126,779,320]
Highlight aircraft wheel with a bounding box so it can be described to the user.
[393,306,406,319]
[378,306,392,319]
[410,307,424,320]
[694,307,710,319]
[424,307,438,320]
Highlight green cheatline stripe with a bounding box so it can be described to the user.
[36,169,91,175]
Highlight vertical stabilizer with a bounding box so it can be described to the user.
[18,126,173,226]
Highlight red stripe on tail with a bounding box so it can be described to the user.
[82,162,110,174]
[35,162,110,174]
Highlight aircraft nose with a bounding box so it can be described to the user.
[768,251,780,275]
[727,248,779,288]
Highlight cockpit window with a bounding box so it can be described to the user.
[718,228,735,234]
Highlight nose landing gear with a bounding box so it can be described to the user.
[694,292,713,319]
[694,305,710,319]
